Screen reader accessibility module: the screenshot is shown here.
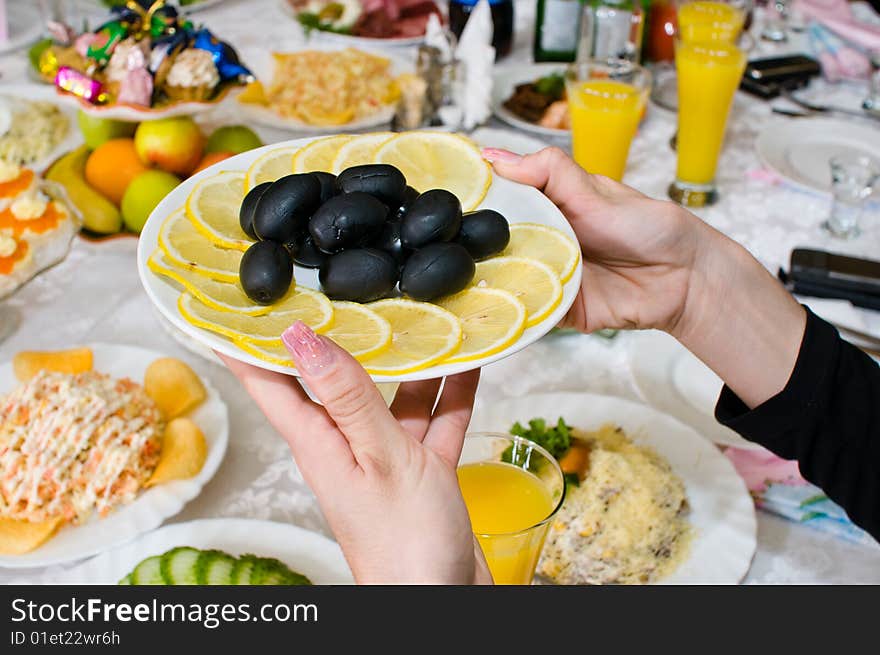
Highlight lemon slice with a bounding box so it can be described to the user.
[149,251,271,316]
[362,299,462,375]
[179,287,333,342]
[473,256,563,328]
[158,208,243,284]
[185,171,251,251]
[293,135,353,173]
[503,223,580,284]
[245,146,298,190]
[236,301,392,366]
[374,132,491,211]
[436,287,526,363]
[331,132,394,173]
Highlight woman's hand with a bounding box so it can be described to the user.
[484,146,806,409]
[220,321,492,585]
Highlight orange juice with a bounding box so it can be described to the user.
[675,39,746,185]
[567,79,647,181]
[677,1,744,43]
[458,461,556,584]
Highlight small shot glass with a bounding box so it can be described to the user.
[822,154,880,239]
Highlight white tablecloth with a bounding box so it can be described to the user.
[1,0,879,584]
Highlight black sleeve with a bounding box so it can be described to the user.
[715,308,880,542]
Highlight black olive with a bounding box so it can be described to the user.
[239,240,293,305]
[455,209,510,261]
[336,164,407,206]
[400,189,462,249]
[395,185,420,220]
[253,174,322,243]
[400,242,475,301]
[309,192,388,254]
[284,232,327,268]
[311,171,339,203]
[371,220,408,266]
[319,248,398,303]
[239,182,271,240]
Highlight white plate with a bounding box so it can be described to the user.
[60,518,353,584]
[0,343,229,568]
[137,135,582,383]
[492,64,570,139]
[628,330,762,450]
[0,1,44,55]
[236,45,410,133]
[0,84,82,173]
[56,84,240,122]
[755,117,880,193]
[467,392,757,584]
[279,0,426,48]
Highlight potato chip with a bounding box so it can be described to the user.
[143,357,207,419]
[13,347,93,382]
[146,418,207,487]
[0,516,64,555]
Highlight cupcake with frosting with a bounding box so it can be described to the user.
[103,38,151,99]
[163,48,220,102]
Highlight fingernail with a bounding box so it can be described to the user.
[481,148,522,164]
[282,321,335,376]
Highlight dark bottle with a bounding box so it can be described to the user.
[449,0,515,60]
[534,0,584,63]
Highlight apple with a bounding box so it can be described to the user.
[77,110,136,149]
[205,125,263,154]
[134,117,204,176]
[121,170,180,234]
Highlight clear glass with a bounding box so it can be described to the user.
[822,155,880,239]
[565,58,651,181]
[761,0,789,43]
[458,432,565,585]
[668,37,746,207]
[576,1,646,63]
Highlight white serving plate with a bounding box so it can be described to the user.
[55,84,240,122]
[492,63,570,140]
[279,0,427,48]
[0,343,229,568]
[137,134,582,383]
[755,117,880,194]
[60,518,353,584]
[467,392,757,584]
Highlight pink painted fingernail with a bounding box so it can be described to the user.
[481,147,522,164]
[282,321,334,376]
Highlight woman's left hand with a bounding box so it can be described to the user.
[221,321,492,585]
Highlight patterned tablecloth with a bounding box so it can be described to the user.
[0,0,878,583]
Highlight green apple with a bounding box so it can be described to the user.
[205,125,263,155]
[121,170,180,234]
[77,110,136,149]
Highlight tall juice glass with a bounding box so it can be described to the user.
[669,38,746,206]
[458,433,565,584]
[565,59,651,181]
[677,0,745,43]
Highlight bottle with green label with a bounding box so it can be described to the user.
[575,0,645,62]
[534,0,584,62]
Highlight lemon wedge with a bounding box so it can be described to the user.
[149,251,271,316]
[436,287,526,363]
[178,288,333,342]
[374,132,491,211]
[185,171,251,251]
[473,256,563,328]
[503,223,581,284]
[158,208,243,284]
[331,132,394,173]
[362,299,462,375]
[293,135,353,173]
[245,146,299,190]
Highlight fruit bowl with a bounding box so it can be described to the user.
[137,135,582,383]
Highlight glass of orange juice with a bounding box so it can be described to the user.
[458,433,565,585]
[565,59,651,182]
[676,0,748,44]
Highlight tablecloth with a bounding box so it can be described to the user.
[1,0,879,584]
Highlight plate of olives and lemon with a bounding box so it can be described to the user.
[137,131,582,383]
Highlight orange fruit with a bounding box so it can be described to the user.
[191,151,234,176]
[84,138,148,205]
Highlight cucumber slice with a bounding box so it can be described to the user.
[131,556,164,585]
[160,547,202,585]
[249,557,312,585]
[118,573,134,585]
[261,569,312,586]
[231,554,259,585]
[196,550,236,585]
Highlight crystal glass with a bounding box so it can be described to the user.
[565,58,651,181]
[822,154,880,239]
[458,433,565,585]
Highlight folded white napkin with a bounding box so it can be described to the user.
[455,0,495,130]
